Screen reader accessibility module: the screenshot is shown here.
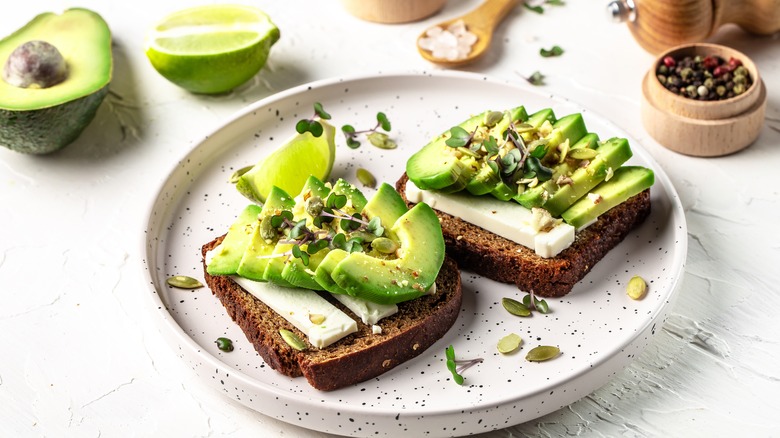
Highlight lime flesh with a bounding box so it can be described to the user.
[145,5,279,94]
[236,121,336,203]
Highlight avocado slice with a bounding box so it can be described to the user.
[279,177,333,290]
[543,137,634,217]
[207,204,263,275]
[0,8,112,154]
[406,106,527,193]
[561,166,654,229]
[263,178,366,288]
[514,132,600,211]
[330,202,445,305]
[233,186,296,280]
[464,106,529,196]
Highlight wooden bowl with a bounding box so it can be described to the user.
[640,43,767,157]
[341,0,447,23]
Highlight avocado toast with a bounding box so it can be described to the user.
[400,106,654,297]
[201,176,462,390]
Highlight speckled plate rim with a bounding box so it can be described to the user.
[141,70,687,437]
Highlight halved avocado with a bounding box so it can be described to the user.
[0,8,112,154]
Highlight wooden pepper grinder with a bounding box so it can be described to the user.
[607,0,780,54]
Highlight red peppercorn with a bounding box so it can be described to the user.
[702,56,719,69]
[728,57,742,68]
[663,56,676,67]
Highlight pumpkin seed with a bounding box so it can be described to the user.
[279,329,307,351]
[356,168,377,188]
[627,275,648,300]
[215,337,234,352]
[497,333,522,354]
[502,297,531,317]
[513,122,536,134]
[371,237,399,254]
[229,165,253,183]
[483,110,504,127]
[309,313,326,325]
[568,147,598,160]
[367,132,397,149]
[525,345,560,362]
[166,275,203,289]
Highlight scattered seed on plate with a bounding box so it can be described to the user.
[525,345,560,362]
[627,275,648,300]
[166,275,203,289]
[502,297,531,317]
[356,168,377,188]
[497,333,522,354]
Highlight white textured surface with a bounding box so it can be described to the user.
[1,1,778,437]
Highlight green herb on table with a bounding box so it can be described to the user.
[523,0,565,14]
[445,345,483,385]
[524,70,546,86]
[540,45,564,57]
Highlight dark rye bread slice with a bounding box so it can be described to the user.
[396,173,651,298]
[201,237,462,391]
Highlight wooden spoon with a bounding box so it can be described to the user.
[417,0,522,67]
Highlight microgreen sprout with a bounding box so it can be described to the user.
[259,191,387,266]
[522,290,550,314]
[342,112,395,149]
[444,345,483,385]
[296,102,332,137]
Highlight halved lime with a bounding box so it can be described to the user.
[145,5,279,94]
[236,121,336,203]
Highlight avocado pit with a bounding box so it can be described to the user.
[2,40,68,89]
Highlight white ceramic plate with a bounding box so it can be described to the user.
[142,71,687,437]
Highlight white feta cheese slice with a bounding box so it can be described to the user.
[232,276,357,349]
[405,180,574,258]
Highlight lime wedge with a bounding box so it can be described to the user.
[145,5,279,94]
[236,121,336,203]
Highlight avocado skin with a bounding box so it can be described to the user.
[0,87,108,154]
[0,8,112,155]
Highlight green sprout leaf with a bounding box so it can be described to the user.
[313,102,331,120]
[526,156,553,182]
[270,211,293,228]
[445,345,464,385]
[307,239,330,255]
[291,244,310,265]
[325,193,347,209]
[331,233,347,249]
[289,219,309,239]
[367,216,384,237]
[377,112,391,131]
[530,143,547,159]
[445,126,472,148]
[483,136,499,156]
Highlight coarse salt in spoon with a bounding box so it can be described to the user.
[417,0,521,67]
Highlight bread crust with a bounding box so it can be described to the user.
[202,238,462,391]
[395,173,651,297]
